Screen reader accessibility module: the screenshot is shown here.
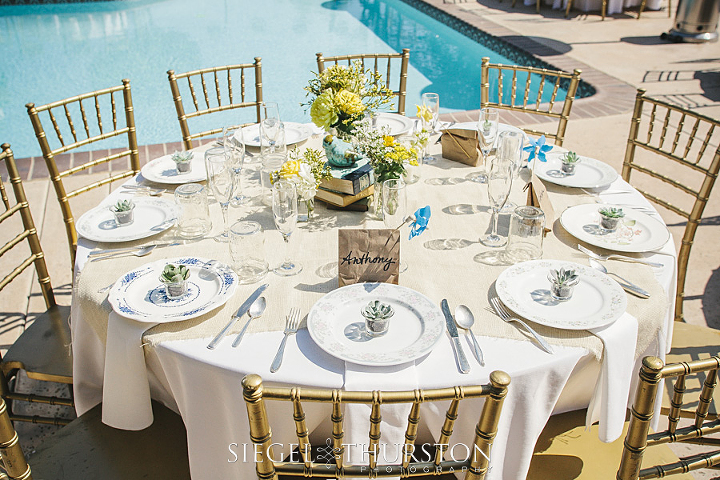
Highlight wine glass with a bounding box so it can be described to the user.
[469,108,499,184]
[205,147,236,242]
[496,130,524,213]
[272,181,302,276]
[382,178,408,273]
[260,102,282,155]
[420,93,439,164]
[481,156,513,248]
[222,126,248,206]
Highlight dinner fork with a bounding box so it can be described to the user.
[490,297,554,354]
[577,244,663,268]
[270,308,301,373]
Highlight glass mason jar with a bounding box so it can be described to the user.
[505,206,545,263]
[174,183,212,239]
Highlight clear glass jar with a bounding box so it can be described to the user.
[174,183,212,239]
[229,221,269,284]
[505,206,545,263]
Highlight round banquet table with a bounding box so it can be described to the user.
[71,134,677,480]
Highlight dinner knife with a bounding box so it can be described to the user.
[207,283,269,350]
[441,299,470,374]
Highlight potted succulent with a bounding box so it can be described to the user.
[110,199,135,226]
[547,267,580,302]
[159,264,191,299]
[598,206,625,232]
[171,151,194,173]
[560,151,580,175]
[361,300,395,337]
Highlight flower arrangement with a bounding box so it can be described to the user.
[270,148,332,202]
[352,123,420,183]
[305,60,394,138]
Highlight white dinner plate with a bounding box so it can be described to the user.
[108,256,238,323]
[307,283,444,367]
[533,152,619,189]
[240,122,312,147]
[560,203,671,253]
[447,122,527,141]
[375,112,414,136]
[76,197,180,243]
[496,259,627,330]
[141,152,207,184]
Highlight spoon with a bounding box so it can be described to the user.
[90,245,157,262]
[231,297,267,347]
[455,305,485,366]
[587,258,650,298]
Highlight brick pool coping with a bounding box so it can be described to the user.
[7,0,637,182]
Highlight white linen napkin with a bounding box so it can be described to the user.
[586,312,639,442]
[343,361,419,469]
[102,311,158,430]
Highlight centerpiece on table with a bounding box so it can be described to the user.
[304,60,394,140]
[270,148,332,221]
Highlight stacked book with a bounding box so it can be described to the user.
[315,158,375,211]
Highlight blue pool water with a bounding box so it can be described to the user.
[1,0,572,159]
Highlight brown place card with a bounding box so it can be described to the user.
[440,128,480,166]
[524,173,555,234]
[338,228,400,287]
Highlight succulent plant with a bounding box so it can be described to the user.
[171,151,194,163]
[548,267,579,286]
[561,151,580,164]
[160,264,190,284]
[362,301,395,320]
[598,207,625,218]
[112,199,134,212]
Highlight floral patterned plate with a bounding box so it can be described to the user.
[108,256,237,323]
[560,203,670,253]
[533,152,618,189]
[307,283,444,366]
[496,260,627,330]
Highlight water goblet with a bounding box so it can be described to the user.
[205,147,236,242]
[469,108,499,184]
[260,102,283,155]
[420,92,439,164]
[481,156,513,248]
[222,126,248,206]
[272,181,303,276]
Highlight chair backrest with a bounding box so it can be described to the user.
[316,49,410,116]
[0,396,31,479]
[242,371,510,479]
[480,57,582,147]
[622,88,720,323]
[0,143,55,309]
[26,79,140,266]
[617,355,720,479]
[168,58,263,150]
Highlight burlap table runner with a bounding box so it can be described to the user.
[75,142,668,362]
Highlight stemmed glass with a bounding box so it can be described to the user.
[496,130,524,213]
[420,93,439,164]
[272,181,303,276]
[382,178,408,272]
[222,126,248,206]
[481,156,513,248]
[205,147,236,242]
[260,102,282,154]
[470,108,499,184]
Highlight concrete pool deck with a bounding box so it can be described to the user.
[2,0,719,471]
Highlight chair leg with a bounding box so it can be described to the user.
[537,0,541,12]
[638,0,646,17]
[565,0,573,17]
[667,0,671,16]
[602,0,607,19]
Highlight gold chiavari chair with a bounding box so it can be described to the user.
[167,58,263,151]
[26,79,140,267]
[0,396,190,479]
[316,49,410,116]
[0,143,73,426]
[480,57,582,147]
[564,0,610,19]
[242,371,510,480]
[622,88,720,323]
[638,0,672,19]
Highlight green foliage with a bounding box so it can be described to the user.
[362,301,395,320]
[598,207,625,218]
[112,200,134,212]
[561,151,580,164]
[171,151,194,163]
[548,267,579,286]
[160,264,190,284]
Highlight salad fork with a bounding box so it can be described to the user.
[490,297,554,354]
[270,308,301,373]
[577,244,663,268]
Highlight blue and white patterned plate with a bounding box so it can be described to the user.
[108,256,238,323]
[496,260,627,330]
[307,283,444,367]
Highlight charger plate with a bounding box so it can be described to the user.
[496,260,626,330]
[108,256,237,323]
[307,283,444,366]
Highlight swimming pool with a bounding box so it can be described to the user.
[1,0,579,159]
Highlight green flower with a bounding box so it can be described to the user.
[310,91,338,130]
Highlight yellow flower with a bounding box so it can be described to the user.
[310,91,338,130]
[334,90,366,115]
[279,160,301,179]
[383,135,395,147]
[417,104,433,123]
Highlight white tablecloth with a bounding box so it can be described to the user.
[71,143,677,479]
